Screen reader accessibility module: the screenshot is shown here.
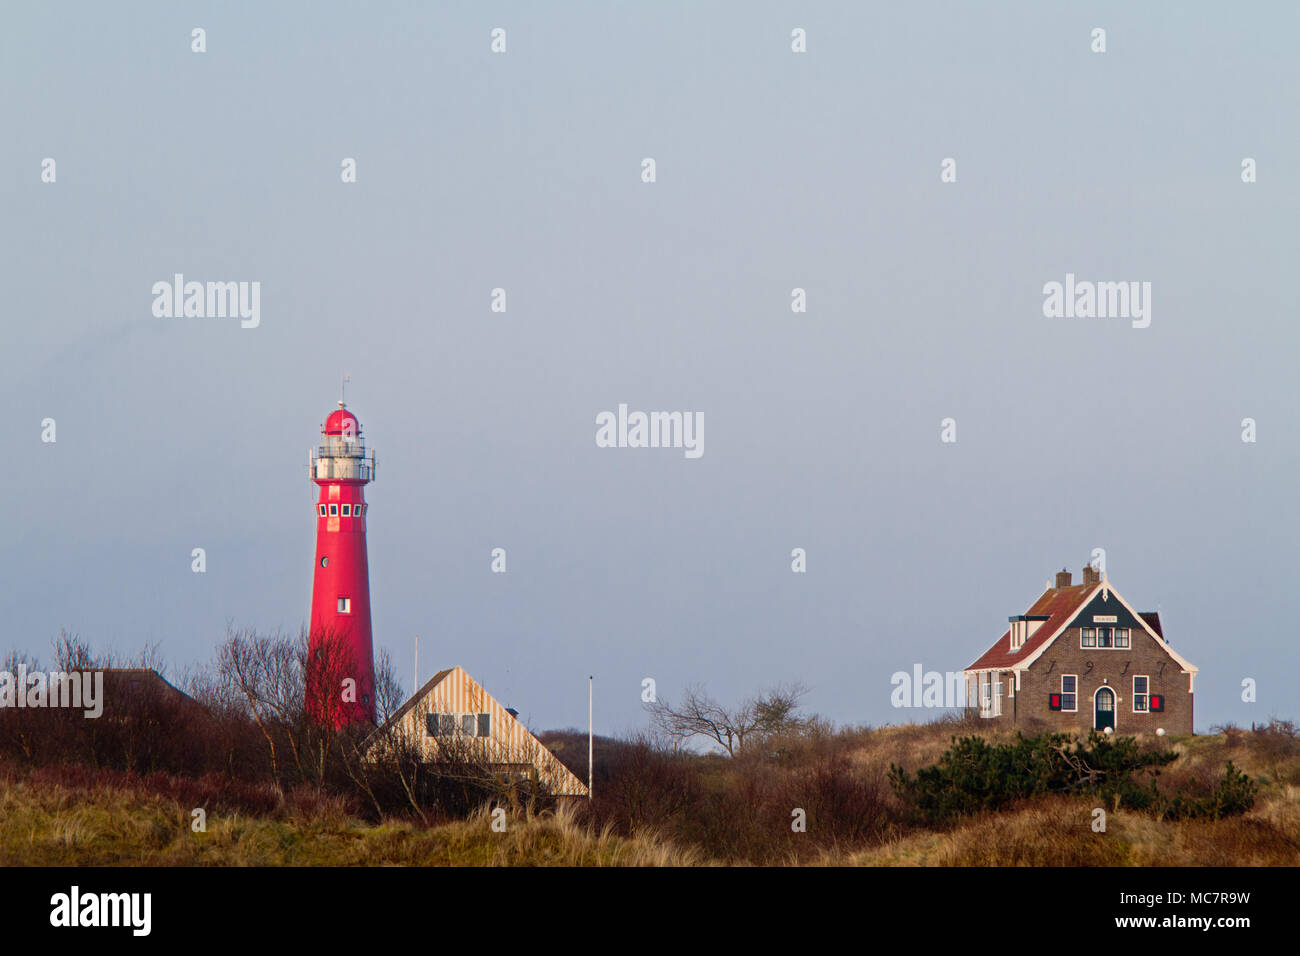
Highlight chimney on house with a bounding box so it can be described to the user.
[1082,564,1100,587]
[1055,568,1072,588]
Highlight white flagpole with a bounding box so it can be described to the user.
[588,676,594,801]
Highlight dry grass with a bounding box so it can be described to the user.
[4,720,1298,866]
[828,789,1300,867]
[0,774,698,867]
[823,720,1300,867]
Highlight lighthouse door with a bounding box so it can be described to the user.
[1094,687,1115,732]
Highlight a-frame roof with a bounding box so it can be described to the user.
[366,665,588,796]
[378,667,454,732]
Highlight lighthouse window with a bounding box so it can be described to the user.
[320,556,328,568]
[341,504,351,516]
[329,504,338,516]
[318,505,326,517]
[337,597,351,613]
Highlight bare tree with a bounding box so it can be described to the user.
[52,630,94,671]
[216,624,313,791]
[338,647,418,819]
[372,647,404,727]
[645,682,811,756]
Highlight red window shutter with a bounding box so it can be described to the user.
[1150,694,1164,712]
[1049,693,1062,711]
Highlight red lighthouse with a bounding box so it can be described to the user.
[308,398,378,725]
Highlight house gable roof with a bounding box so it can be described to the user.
[377,667,454,731]
[966,578,1197,675]
[367,665,588,796]
[1139,612,1163,638]
[101,668,205,708]
[967,583,1096,671]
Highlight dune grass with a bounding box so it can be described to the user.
[3,720,1298,866]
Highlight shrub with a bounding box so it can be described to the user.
[1158,761,1259,821]
[889,731,1200,825]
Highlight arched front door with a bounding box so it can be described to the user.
[1094,686,1116,732]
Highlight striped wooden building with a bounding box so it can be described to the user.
[369,665,588,797]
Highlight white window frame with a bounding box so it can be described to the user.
[1081,627,1096,648]
[978,672,1002,718]
[1114,627,1130,648]
[1060,674,1078,713]
[337,596,351,614]
[341,503,351,516]
[318,505,326,517]
[329,503,338,516]
[1132,675,1149,713]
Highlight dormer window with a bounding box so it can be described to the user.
[1008,615,1050,651]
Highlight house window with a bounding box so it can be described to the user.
[461,714,477,736]
[341,504,351,516]
[1081,627,1096,648]
[1061,675,1077,712]
[1115,628,1130,648]
[337,597,351,613]
[477,713,491,737]
[1133,676,1149,713]
[329,504,338,516]
[425,714,438,736]
[438,714,456,736]
[978,673,1001,718]
[1097,627,1113,648]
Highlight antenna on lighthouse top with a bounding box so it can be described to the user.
[339,372,350,408]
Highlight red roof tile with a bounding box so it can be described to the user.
[967,583,1097,670]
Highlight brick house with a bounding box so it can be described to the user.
[964,565,1197,736]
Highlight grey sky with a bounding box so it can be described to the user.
[3,2,1298,736]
